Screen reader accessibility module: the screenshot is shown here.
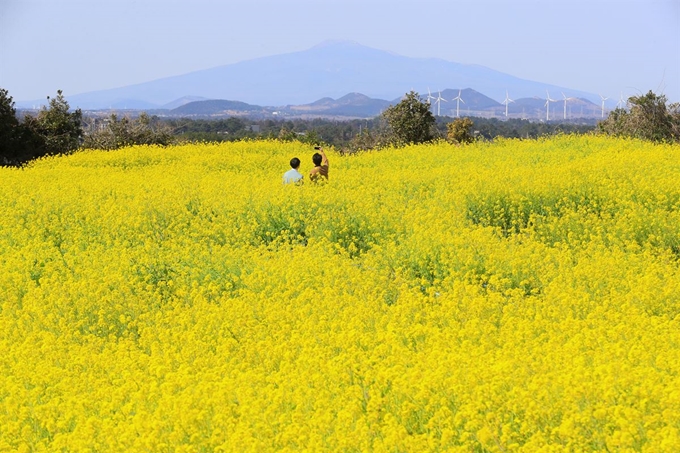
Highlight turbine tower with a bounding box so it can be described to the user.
[599,94,609,118]
[434,90,447,116]
[545,90,556,121]
[561,92,575,120]
[502,90,514,117]
[452,89,465,117]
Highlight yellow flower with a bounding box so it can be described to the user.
[1,136,679,451]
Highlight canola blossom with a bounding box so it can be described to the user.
[1,135,679,452]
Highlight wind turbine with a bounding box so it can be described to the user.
[502,90,514,117]
[426,88,435,112]
[599,94,609,118]
[452,89,465,117]
[561,92,575,120]
[434,90,447,116]
[545,90,556,121]
[616,92,626,110]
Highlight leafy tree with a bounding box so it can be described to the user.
[381,91,436,145]
[598,90,680,143]
[0,88,46,165]
[277,126,298,142]
[347,127,381,153]
[83,112,175,150]
[222,117,247,134]
[0,88,22,164]
[274,124,325,146]
[447,117,475,144]
[29,90,83,155]
[298,129,322,146]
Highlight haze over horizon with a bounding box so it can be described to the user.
[1,0,679,104]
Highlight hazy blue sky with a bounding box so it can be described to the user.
[1,0,678,103]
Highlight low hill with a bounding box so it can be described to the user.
[80,88,606,121]
[171,99,265,116]
[428,88,501,116]
[162,96,211,110]
[287,93,393,118]
[509,97,600,119]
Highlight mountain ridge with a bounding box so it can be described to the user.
[15,41,605,111]
[164,89,600,120]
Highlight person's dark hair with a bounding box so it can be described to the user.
[312,153,322,166]
[290,157,301,169]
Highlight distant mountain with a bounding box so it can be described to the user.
[171,99,266,116]
[165,93,392,119]
[509,96,600,119]
[22,40,605,110]
[429,88,501,116]
[145,89,602,121]
[287,93,393,117]
[162,96,210,110]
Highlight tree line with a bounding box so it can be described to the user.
[163,107,596,150]
[2,87,679,166]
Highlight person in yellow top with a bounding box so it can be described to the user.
[309,146,329,182]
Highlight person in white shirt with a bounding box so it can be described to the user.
[283,157,303,184]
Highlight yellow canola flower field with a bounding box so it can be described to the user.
[1,135,680,452]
